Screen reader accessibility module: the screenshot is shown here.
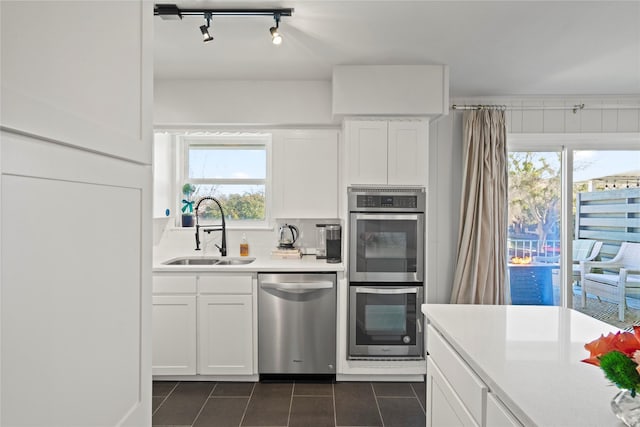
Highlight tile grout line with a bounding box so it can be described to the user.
[238,382,257,427]
[332,382,338,427]
[286,382,295,427]
[370,383,385,427]
[190,382,217,427]
[410,383,426,414]
[152,381,181,418]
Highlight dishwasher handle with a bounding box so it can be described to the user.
[261,281,334,294]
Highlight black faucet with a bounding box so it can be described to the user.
[194,196,227,256]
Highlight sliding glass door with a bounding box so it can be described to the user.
[572,150,640,327]
[507,136,640,327]
[508,150,562,306]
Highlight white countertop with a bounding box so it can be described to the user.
[153,253,344,273]
[422,304,624,427]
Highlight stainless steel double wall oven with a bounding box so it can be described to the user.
[348,187,425,359]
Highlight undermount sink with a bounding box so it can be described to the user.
[214,258,255,265]
[163,257,255,266]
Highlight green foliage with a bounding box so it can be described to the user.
[182,183,196,197]
[198,190,265,221]
[508,152,560,243]
[600,351,640,395]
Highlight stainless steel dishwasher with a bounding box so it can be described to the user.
[258,273,336,374]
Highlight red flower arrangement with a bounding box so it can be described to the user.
[583,326,640,396]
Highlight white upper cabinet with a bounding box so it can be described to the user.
[387,121,428,185]
[0,1,153,164]
[272,130,339,218]
[346,119,428,186]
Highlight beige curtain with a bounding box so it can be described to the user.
[450,109,508,304]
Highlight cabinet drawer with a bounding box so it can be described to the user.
[198,274,253,294]
[153,275,197,294]
[427,324,487,425]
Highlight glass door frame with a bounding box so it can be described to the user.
[508,133,640,308]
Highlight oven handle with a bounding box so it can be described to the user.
[261,281,334,294]
[417,317,422,334]
[354,286,420,295]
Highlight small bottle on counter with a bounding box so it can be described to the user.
[240,233,249,257]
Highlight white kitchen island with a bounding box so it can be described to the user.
[422,304,626,427]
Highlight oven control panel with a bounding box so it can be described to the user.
[348,187,426,212]
[356,195,417,209]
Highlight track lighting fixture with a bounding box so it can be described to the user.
[154,4,293,44]
[200,13,213,43]
[270,13,282,45]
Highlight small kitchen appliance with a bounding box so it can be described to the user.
[315,224,326,259]
[277,223,299,249]
[325,224,342,263]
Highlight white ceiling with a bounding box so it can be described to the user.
[154,1,640,97]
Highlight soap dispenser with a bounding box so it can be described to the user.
[240,233,249,257]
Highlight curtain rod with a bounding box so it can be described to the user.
[451,103,640,114]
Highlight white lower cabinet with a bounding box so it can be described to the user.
[152,295,197,375]
[426,324,523,427]
[426,357,479,427]
[486,393,522,427]
[152,273,255,377]
[198,294,253,375]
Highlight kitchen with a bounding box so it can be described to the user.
[1,1,640,426]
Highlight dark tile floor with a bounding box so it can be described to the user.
[153,380,426,427]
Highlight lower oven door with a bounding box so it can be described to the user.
[349,285,423,359]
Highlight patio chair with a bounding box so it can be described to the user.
[580,242,640,321]
[533,239,602,283]
[572,241,603,284]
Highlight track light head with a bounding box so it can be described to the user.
[270,27,282,45]
[270,13,282,45]
[200,13,213,42]
[200,25,213,42]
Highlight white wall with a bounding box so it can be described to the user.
[427,95,640,304]
[154,79,334,126]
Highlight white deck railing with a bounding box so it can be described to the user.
[508,239,560,259]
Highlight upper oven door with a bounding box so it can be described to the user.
[349,213,424,282]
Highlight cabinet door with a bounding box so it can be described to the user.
[387,121,428,186]
[426,357,479,427]
[487,393,522,427]
[198,294,253,375]
[272,130,339,218]
[152,295,197,375]
[347,120,388,185]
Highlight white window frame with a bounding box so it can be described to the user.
[178,132,272,229]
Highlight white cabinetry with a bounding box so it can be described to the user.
[346,119,428,186]
[426,325,487,427]
[2,1,152,425]
[152,276,197,375]
[486,393,522,427]
[272,130,339,218]
[426,358,479,427]
[152,273,256,377]
[198,275,254,375]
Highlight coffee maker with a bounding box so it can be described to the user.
[325,224,341,263]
